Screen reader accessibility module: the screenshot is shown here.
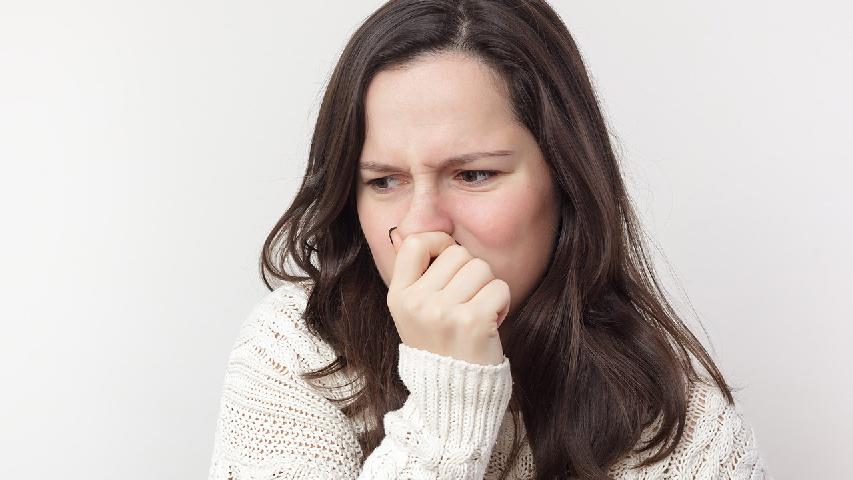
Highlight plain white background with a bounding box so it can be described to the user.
[1,1,850,478]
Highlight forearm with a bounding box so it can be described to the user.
[357,343,513,479]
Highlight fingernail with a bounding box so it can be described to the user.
[388,226,397,245]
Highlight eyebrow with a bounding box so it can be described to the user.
[358,150,514,173]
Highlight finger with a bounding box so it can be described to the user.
[389,231,457,291]
[463,278,511,328]
[415,244,473,292]
[440,257,495,305]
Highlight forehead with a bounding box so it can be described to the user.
[361,52,519,159]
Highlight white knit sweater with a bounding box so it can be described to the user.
[207,280,771,479]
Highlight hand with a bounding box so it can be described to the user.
[387,230,509,366]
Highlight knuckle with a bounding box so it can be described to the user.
[447,244,470,257]
[423,299,443,321]
[400,291,425,313]
[400,290,444,320]
[451,307,478,330]
[428,304,453,335]
[490,279,510,304]
[402,235,425,253]
[468,257,493,276]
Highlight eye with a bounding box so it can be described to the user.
[364,175,402,192]
[364,170,499,193]
[457,170,498,185]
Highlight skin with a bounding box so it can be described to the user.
[355,51,561,345]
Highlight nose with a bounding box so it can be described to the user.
[394,185,454,243]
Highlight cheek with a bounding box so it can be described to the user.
[456,184,553,287]
[460,188,540,250]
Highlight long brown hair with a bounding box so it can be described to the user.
[260,1,735,478]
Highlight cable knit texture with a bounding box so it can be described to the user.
[208,280,772,479]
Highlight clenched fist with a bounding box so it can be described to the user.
[386,229,509,366]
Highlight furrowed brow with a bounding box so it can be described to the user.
[359,150,513,173]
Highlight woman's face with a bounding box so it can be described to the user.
[355,51,560,321]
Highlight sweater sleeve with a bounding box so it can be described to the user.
[359,343,513,479]
[207,287,513,480]
[609,380,773,479]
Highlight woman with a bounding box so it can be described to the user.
[208,0,770,478]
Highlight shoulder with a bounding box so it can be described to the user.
[230,279,336,376]
[210,280,364,475]
[611,378,770,478]
[680,379,769,477]
[682,379,760,449]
